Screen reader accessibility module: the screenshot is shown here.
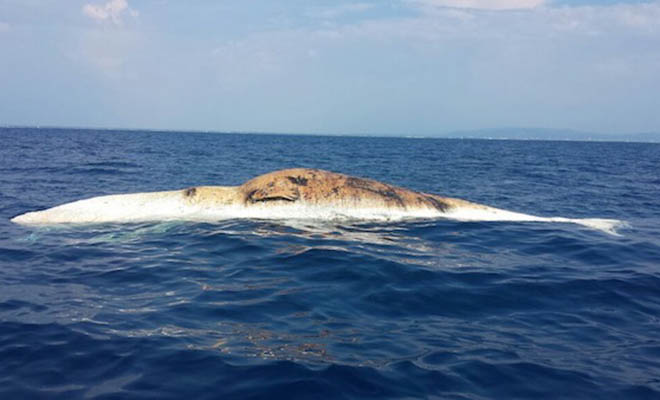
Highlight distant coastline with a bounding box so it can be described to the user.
[442,128,660,143]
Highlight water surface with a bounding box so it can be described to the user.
[1,128,659,399]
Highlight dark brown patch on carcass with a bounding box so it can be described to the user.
[245,189,299,203]
[184,187,197,198]
[424,195,450,212]
[287,176,309,186]
[345,177,405,207]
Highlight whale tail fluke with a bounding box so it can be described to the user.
[565,218,627,236]
[528,216,626,236]
[442,206,626,236]
[10,213,32,225]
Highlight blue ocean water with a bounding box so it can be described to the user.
[1,127,660,399]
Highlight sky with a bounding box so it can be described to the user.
[0,0,659,136]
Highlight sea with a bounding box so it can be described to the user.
[1,127,659,399]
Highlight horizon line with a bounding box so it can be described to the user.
[1,124,659,144]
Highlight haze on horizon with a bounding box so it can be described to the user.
[1,0,659,137]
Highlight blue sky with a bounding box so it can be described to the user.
[1,0,658,135]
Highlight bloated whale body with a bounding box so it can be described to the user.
[11,168,622,234]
